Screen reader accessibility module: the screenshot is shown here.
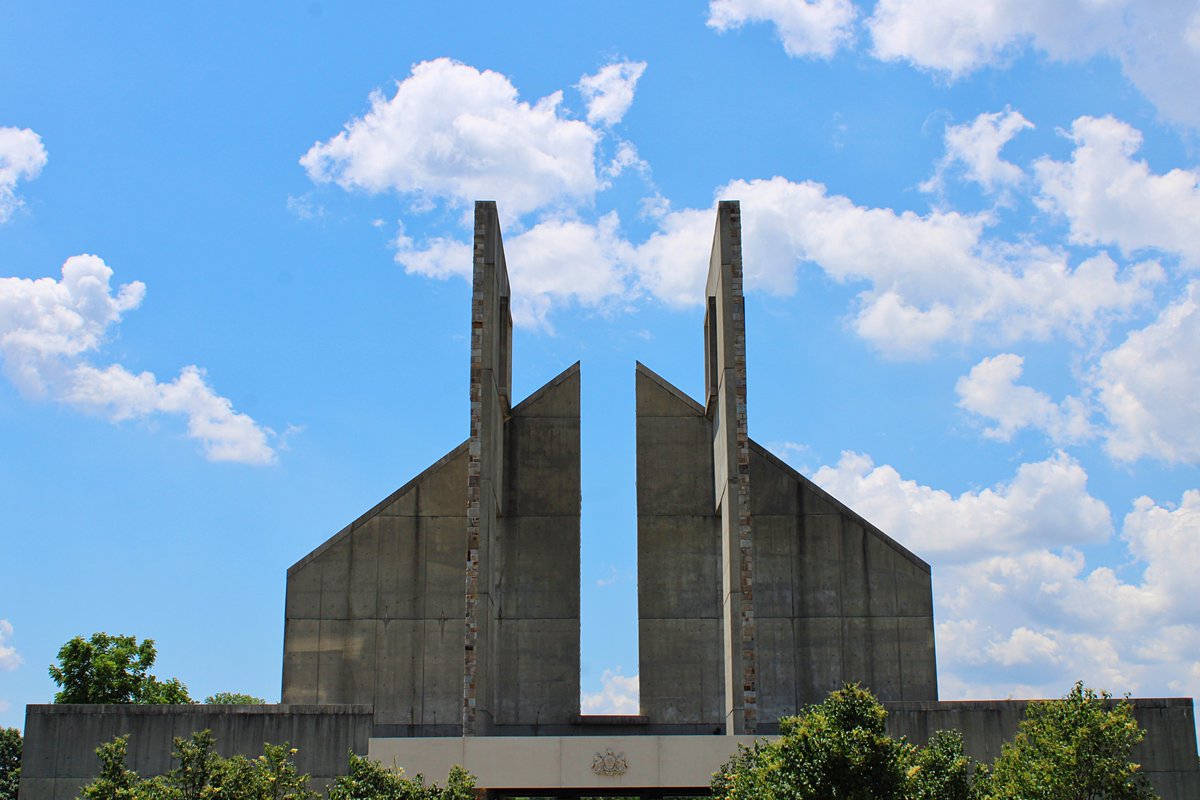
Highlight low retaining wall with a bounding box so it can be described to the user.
[18,704,374,800]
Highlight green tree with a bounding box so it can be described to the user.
[328,753,475,800]
[204,692,266,705]
[0,727,21,800]
[977,682,1157,800]
[80,736,143,800]
[907,730,974,800]
[712,683,914,800]
[49,633,192,704]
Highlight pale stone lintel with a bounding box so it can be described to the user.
[368,735,766,790]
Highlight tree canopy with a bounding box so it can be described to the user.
[49,633,191,705]
[712,682,1157,800]
[0,727,20,800]
[204,692,266,705]
[78,732,475,800]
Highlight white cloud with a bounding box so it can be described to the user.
[635,177,1161,357]
[811,449,1112,562]
[923,108,1033,194]
[578,60,647,127]
[0,619,20,671]
[956,353,1092,443]
[0,126,47,222]
[0,256,276,465]
[1095,281,1200,464]
[1035,116,1200,265]
[301,58,602,219]
[707,0,858,58]
[581,669,639,715]
[867,0,1200,129]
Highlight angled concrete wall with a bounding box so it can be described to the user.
[282,443,469,734]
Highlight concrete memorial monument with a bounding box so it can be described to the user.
[20,202,1199,799]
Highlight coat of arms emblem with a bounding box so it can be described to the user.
[591,748,628,776]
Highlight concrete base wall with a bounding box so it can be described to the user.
[18,704,373,800]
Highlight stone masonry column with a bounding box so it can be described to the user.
[464,201,512,736]
[705,201,757,735]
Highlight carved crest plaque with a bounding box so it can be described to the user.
[591,748,628,776]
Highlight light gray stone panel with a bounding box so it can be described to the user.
[753,514,796,619]
[376,515,426,621]
[281,618,320,704]
[318,536,351,620]
[635,365,705,418]
[285,558,321,619]
[422,618,463,728]
[422,515,467,622]
[349,519,381,619]
[841,616,903,700]
[498,516,579,619]
[636,416,714,515]
[637,514,721,619]
[750,449,800,516]
[504,415,580,517]
[897,615,938,700]
[372,618,424,725]
[639,617,724,726]
[839,517,870,617]
[896,555,934,617]
[794,513,843,618]
[493,617,580,725]
[865,533,899,617]
[755,617,798,723]
[793,616,844,706]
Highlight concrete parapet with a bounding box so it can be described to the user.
[19,704,373,800]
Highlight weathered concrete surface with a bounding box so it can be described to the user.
[18,704,373,800]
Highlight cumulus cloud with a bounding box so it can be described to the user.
[867,0,1200,129]
[578,60,647,127]
[0,256,276,464]
[581,669,639,715]
[0,126,47,222]
[0,619,20,671]
[301,58,602,219]
[707,0,858,58]
[1094,281,1200,464]
[1035,116,1200,265]
[923,108,1033,195]
[635,176,1162,357]
[811,449,1112,562]
[956,353,1092,443]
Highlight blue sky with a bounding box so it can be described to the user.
[2,1,1199,731]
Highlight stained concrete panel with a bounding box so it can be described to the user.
[636,416,715,515]
[637,514,721,619]
[638,618,724,727]
[493,618,580,726]
[504,416,581,517]
[499,516,580,619]
[793,616,845,706]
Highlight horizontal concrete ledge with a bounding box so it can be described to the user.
[572,715,649,725]
[883,697,1195,712]
[26,703,375,715]
[369,735,760,791]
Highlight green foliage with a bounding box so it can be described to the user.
[0,727,21,800]
[49,633,192,704]
[907,730,974,800]
[80,731,319,800]
[712,683,914,800]
[79,733,475,800]
[328,753,475,800]
[977,682,1157,800]
[80,736,142,800]
[204,692,266,705]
